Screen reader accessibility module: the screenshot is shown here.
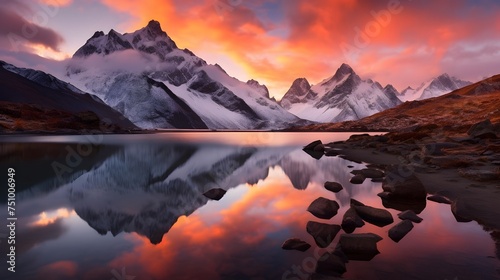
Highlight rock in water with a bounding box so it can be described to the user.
[353,204,394,227]
[203,188,226,200]
[350,174,366,184]
[397,210,423,223]
[324,182,343,193]
[282,238,311,252]
[304,140,323,150]
[339,233,382,261]
[307,197,340,219]
[315,252,347,277]
[306,221,342,248]
[351,168,385,179]
[427,194,452,204]
[341,207,365,233]
[388,220,414,242]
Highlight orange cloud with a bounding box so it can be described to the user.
[98,0,500,97]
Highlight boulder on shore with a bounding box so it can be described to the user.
[307,197,340,219]
[315,252,347,277]
[382,166,427,200]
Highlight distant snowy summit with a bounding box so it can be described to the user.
[398,74,471,102]
[66,20,303,130]
[279,63,402,123]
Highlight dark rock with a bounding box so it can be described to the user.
[203,188,226,200]
[347,134,370,141]
[382,166,427,199]
[350,174,366,184]
[371,177,385,183]
[314,144,326,153]
[324,182,343,193]
[307,197,340,219]
[451,200,473,223]
[347,165,354,168]
[468,119,497,139]
[315,252,347,277]
[339,233,382,261]
[304,140,323,150]
[388,220,414,242]
[377,192,392,199]
[282,238,311,252]
[353,204,394,227]
[341,207,365,233]
[380,196,427,214]
[351,168,385,178]
[304,150,324,160]
[397,210,423,223]
[427,194,452,204]
[350,199,365,207]
[306,221,342,248]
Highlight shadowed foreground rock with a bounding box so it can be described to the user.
[282,238,311,252]
[324,181,343,193]
[388,220,414,242]
[203,188,226,200]
[307,197,340,219]
[306,221,342,248]
[315,252,347,277]
[339,233,382,261]
[352,200,394,227]
[350,174,366,184]
[397,210,423,223]
[341,207,365,233]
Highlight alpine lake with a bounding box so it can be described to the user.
[0,132,499,280]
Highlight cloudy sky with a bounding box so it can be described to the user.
[1,0,499,98]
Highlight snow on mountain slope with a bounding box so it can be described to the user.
[66,20,302,130]
[281,63,402,123]
[417,74,471,100]
[398,74,471,102]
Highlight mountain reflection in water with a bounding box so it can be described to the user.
[0,133,498,280]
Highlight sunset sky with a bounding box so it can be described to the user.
[1,0,499,99]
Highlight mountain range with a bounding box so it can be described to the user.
[0,20,477,131]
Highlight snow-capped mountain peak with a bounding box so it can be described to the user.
[279,78,313,109]
[398,74,471,102]
[66,20,303,130]
[73,20,177,60]
[281,63,401,123]
[246,79,270,99]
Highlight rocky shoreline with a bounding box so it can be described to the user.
[282,119,500,279]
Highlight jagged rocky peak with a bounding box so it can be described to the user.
[73,19,178,59]
[279,78,312,109]
[247,79,270,98]
[384,84,399,95]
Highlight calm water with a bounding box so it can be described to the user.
[0,132,499,280]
